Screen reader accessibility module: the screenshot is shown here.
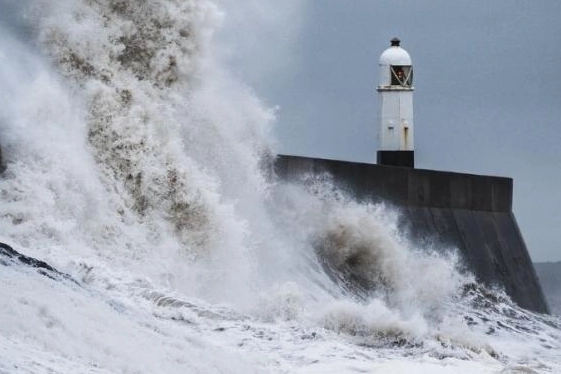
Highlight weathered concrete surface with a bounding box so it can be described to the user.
[275,155,549,314]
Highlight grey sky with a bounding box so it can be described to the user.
[227,1,561,262]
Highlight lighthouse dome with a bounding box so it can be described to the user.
[379,45,412,66]
[378,38,413,88]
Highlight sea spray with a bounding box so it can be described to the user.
[2,0,280,305]
[0,1,559,372]
[0,0,536,330]
[31,0,226,250]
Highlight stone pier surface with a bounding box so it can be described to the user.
[275,154,549,314]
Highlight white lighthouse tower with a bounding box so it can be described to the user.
[377,38,415,167]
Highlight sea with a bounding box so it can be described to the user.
[0,1,559,373]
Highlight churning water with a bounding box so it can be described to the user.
[0,1,559,372]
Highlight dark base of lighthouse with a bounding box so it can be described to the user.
[377,150,414,168]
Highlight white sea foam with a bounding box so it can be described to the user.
[0,0,559,373]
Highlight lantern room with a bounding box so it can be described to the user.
[378,38,413,89]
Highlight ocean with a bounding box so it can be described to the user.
[0,1,559,372]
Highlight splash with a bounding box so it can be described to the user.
[30,0,234,251]
[0,0,280,304]
[0,0,559,372]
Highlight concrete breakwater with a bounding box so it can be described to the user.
[275,154,549,314]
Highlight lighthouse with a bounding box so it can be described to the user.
[377,38,415,167]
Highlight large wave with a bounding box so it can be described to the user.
[0,0,559,372]
[1,0,278,304]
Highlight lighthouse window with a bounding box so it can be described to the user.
[391,65,413,86]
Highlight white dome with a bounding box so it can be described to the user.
[379,46,412,66]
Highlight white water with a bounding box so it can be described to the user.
[0,1,559,373]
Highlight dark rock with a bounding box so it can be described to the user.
[0,242,76,283]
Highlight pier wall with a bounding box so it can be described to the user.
[275,155,549,313]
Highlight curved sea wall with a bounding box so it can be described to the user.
[275,154,549,314]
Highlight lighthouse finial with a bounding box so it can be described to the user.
[391,37,400,47]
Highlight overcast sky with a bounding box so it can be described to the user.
[219,0,561,262]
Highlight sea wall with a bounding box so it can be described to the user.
[275,155,549,314]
